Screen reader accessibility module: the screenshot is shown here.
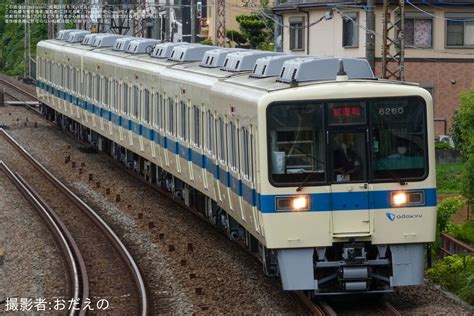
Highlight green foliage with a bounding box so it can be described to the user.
[0,0,48,76]
[463,156,474,203]
[435,141,454,151]
[451,110,463,152]
[200,39,214,46]
[427,254,474,305]
[437,163,464,194]
[225,30,247,47]
[448,221,474,246]
[454,88,474,202]
[437,196,465,233]
[229,13,274,50]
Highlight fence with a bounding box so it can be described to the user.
[440,232,474,257]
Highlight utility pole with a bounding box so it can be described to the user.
[154,0,161,39]
[58,0,64,31]
[165,0,171,41]
[190,0,196,43]
[381,0,405,81]
[215,0,226,46]
[366,0,376,72]
[24,0,31,79]
[48,0,55,38]
[133,0,147,37]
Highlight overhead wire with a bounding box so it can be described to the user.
[406,0,474,22]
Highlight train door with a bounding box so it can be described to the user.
[328,130,370,236]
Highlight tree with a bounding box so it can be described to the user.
[455,88,474,202]
[227,12,274,50]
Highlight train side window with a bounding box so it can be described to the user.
[104,77,109,107]
[79,70,83,96]
[250,130,255,182]
[217,117,226,163]
[179,101,188,141]
[64,66,68,90]
[205,111,215,156]
[241,127,250,179]
[95,76,100,103]
[88,73,93,99]
[154,92,161,128]
[229,122,237,170]
[63,65,67,89]
[192,105,201,148]
[167,97,175,135]
[45,60,49,82]
[72,68,76,93]
[117,82,123,112]
[60,64,64,87]
[123,84,129,114]
[132,86,139,118]
[144,89,150,124]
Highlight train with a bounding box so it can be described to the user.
[35,29,437,295]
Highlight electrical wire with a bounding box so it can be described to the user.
[406,0,474,22]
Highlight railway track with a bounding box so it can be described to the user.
[0,161,89,316]
[0,77,37,101]
[0,128,148,315]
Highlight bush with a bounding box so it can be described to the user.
[435,141,454,151]
[437,196,465,233]
[455,88,474,203]
[200,39,214,46]
[427,254,474,305]
[448,221,474,246]
[436,163,464,194]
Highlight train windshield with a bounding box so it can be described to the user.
[370,97,427,181]
[268,103,327,185]
[267,97,427,186]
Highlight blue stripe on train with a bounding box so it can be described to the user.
[39,81,437,213]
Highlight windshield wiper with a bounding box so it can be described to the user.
[296,153,325,192]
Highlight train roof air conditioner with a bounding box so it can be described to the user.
[150,43,187,59]
[168,44,217,62]
[56,29,79,41]
[113,37,136,51]
[277,57,375,83]
[92,34,123,48]
[125,39,161,54]
[220,51,277,73]
[82,34,102,46]
[250,55,297,78]
[199,48,243,68]
[66,31,91,43]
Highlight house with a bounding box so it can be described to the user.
[273,0,474,136]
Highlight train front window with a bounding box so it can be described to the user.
[268,103,326,185]
[370,97,427,181]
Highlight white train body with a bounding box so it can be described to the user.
[36,33,436,294]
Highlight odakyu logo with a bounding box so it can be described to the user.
[385,212,423,222]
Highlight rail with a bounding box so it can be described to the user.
[0,161,88,316]
[0,77,38,100]
[0,128,148,316]
[440,232,474,257]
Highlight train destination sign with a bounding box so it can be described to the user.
[328,102,366,125]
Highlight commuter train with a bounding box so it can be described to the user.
[35,29,436,295]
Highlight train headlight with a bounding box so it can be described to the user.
[276,196,310,211]
[391,192,407,206]
[391,191,425,207]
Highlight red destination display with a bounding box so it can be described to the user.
[328,103,366,125]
